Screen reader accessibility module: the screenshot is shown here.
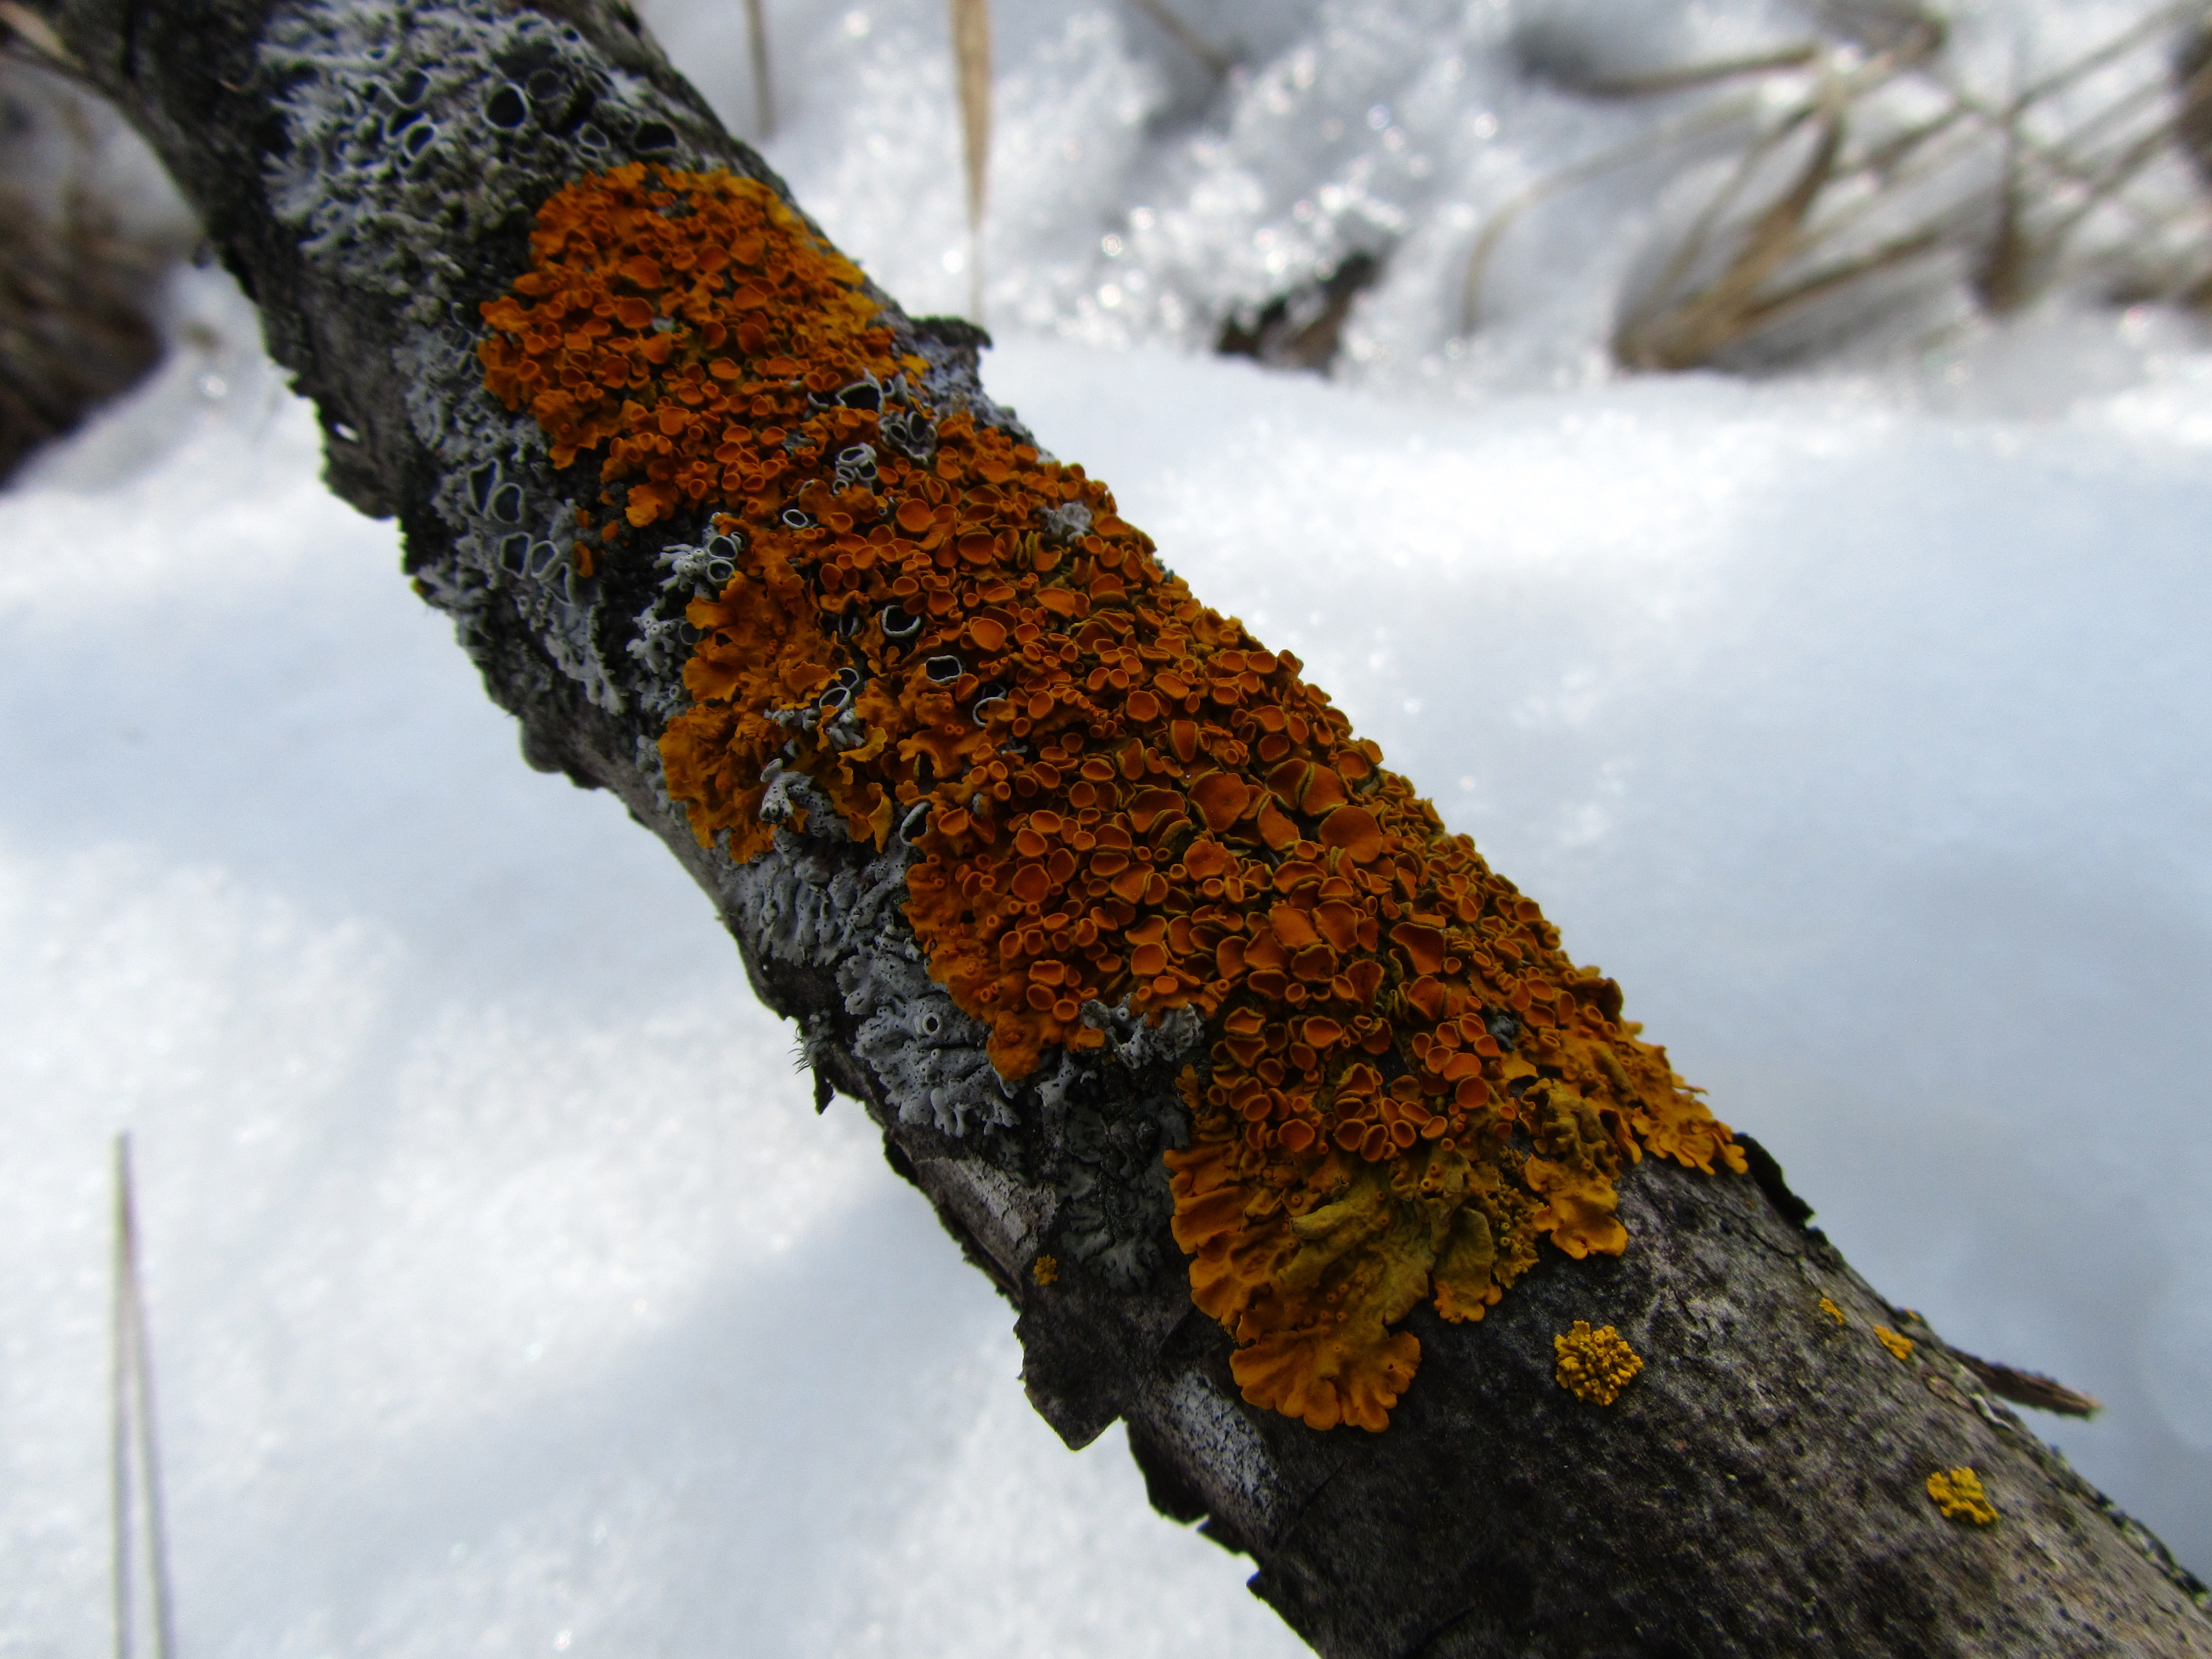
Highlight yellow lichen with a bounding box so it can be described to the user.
[1818,1295,1846,1325]
[1554,1321,1643,1406]
[1926,1466,1998,1525]
[1876,1325,1915,1362]
[1031,1254,1059,1286]
[481,164,1747,1432]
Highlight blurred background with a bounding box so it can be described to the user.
[4,1,2209,1652]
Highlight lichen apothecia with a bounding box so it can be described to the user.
[1554,1322,1643,1406]
[1927,1466,1998,1525]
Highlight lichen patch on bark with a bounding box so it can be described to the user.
[479,162,1746,1432]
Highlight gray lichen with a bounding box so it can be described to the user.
[1037,499,1093,544]
[264,2,687,318]
[262,0,737,719]
[260,0,1192,1291]
[708,807,1022,1141]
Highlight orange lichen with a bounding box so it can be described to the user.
[1876,1325,1916,1362]
[1554,1321,1642,1406]
[480,164,1746,1433]
[1926,1466,1998,1525]
[1818,1295,1847,1325]
[1031,1254,1059,1286]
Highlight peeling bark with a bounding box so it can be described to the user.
[36,0,2212,1651]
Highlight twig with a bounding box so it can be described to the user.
[1954,1348,2103,1418]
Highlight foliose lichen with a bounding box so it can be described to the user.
[474,161,1749,1432]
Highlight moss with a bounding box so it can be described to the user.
[1554,1321,1643,1406]
[1926,1466,1998,1525]
[481,164,1747,1432]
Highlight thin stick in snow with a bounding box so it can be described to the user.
[111,1134,177,1659]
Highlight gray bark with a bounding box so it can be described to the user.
[36,0,2212,1651]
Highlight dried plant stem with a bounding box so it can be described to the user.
[1479,1,2212,369]
[2013,1,2190,114]
[1619,93,1852,368]
[1977,47,2030,312]
[110,1139,130,1659]
[1567,42,1820,100]
[111,1134,177,1659]
[950,0,989,321]
[1459,92,1763,333]
[1124,0,1227,78]
[1633,101,1823,332]
[742,0,772,140]
[0,1,84,74]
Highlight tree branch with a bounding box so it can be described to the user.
[38,0,2212,1651]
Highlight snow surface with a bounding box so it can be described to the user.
[6,0,2212,1651]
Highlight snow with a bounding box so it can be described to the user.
[6,1,2212,1651]
[658,0,2212,386]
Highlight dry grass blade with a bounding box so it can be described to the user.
[1459,92,1764,333]
[1125,0,1229,78]
[0,1,80,71]
[111,1134,178,1659]
[1515,3,2212,370]
[1567,42,1820,100]
[1466,1,2212,369]
[1972,53,2212,295]
[950,0,990,320]
[2174,13,2212,179]
[2010,0,2191,115]
[1705,226,1945,347]
[1976,94,2029,312]
[1634,102,1823,333]
[1618,95,1850,370]
[743,0,773,140]
[111,1138,130,1659]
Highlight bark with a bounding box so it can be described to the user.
[35,1,2212,1652]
